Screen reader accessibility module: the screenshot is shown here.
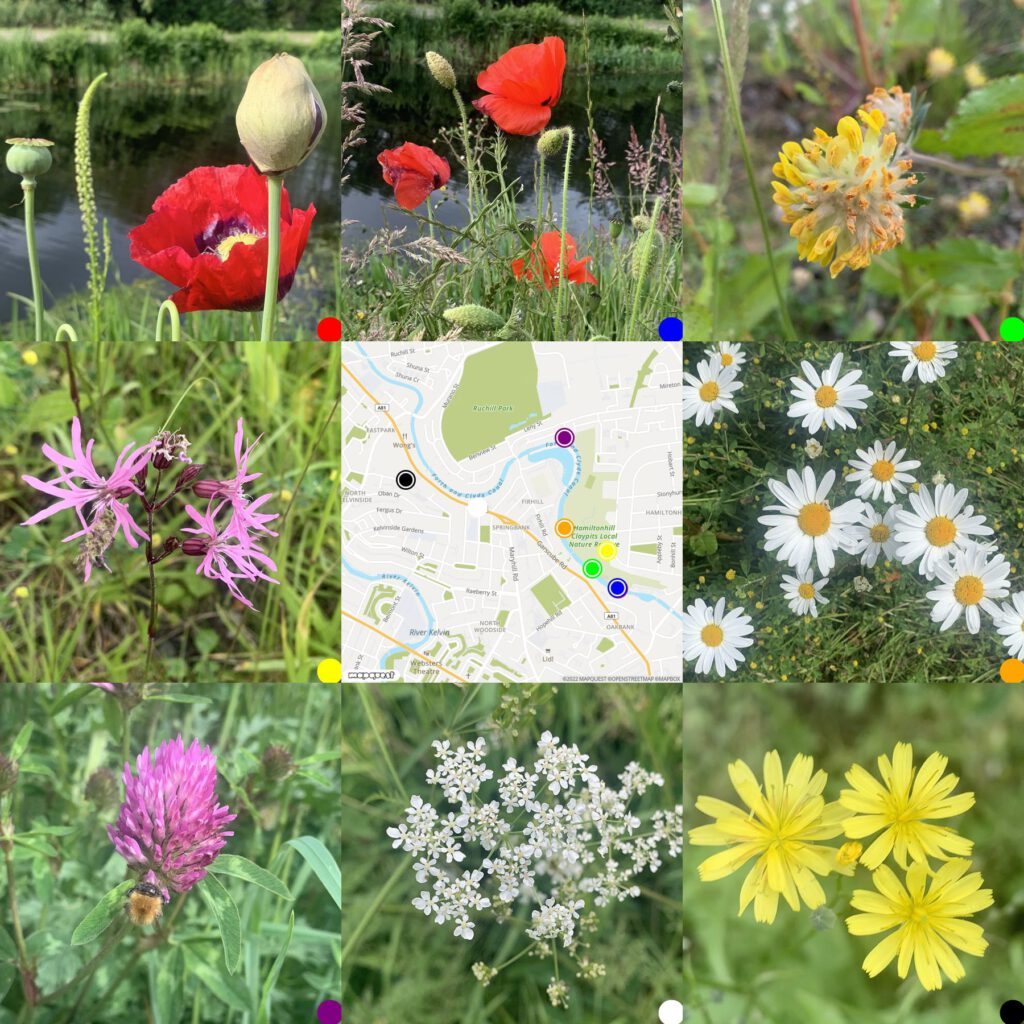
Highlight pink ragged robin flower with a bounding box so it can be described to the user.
[21,417,155,570]
[181,500,279,610]
[107,735,236,900]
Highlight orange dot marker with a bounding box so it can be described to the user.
[554,518,574,538]
[1000,658,1024,683]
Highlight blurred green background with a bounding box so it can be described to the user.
[340,682,682,1023]
[683,684,1024,1023]
[0,341,340,683]
[0,682,341,1023]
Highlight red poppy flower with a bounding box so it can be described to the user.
[377,142,451,210]
[512,232,597,288]
[473,36,566,136]
[128,164,315,313]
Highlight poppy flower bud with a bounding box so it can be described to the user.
[425,51,456,90]
[182,538,209,556]
[442,304,506,333]
[192,479,223,499]
[5,138,54,184]
[235,54,327,176]
[537,129,565,158]
[0,752,18,796]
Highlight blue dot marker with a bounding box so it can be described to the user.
[658,316,682,341]
[607,577,628,598]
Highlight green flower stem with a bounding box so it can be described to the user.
[710,0,797,342]
[39,919,129,1005]
[536,152,546,230]
[260,175,284,342]
[627,195,663,340]
[22,182,43,343]
[1,822,35,1007]
[61,338,84,424]
[340,859,405,969]
[452,88,475,218]
[54,324,78,341]
[154,299,181,342]
[554,127,574,341]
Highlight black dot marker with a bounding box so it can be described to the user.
[1001,1000,1024,1024]
[396,470,416,490]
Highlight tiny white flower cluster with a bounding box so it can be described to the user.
[387,732,682,959]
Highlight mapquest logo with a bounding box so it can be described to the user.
[346,670,396,680]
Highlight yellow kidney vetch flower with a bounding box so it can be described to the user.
[839,742,975,870]
[771,107,917,278]
[847,859,993,990]
[689,750,851,923]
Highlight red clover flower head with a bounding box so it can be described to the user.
[107,736,236,900]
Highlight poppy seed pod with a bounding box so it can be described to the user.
[5,138,54,184]
[235,54,326,176]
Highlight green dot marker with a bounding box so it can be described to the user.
[582,558,603,578]
[1001,316,1024,342]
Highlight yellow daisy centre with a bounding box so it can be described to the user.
[814,384,839,408]
[871,459,896,481]
[798,582,816,599]
[215,232,263,261]
[700,623,724,647]
[924,515,957,547]
[953,575,984,606]
[699,380,720,402]
[913,341,937,362]
[720,352,734,366]
[797,502,831,536]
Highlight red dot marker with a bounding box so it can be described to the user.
[317,317,342,341]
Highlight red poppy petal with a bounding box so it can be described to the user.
[389,173,431,210]
[511,257,526,280]
[472,94,552,136]
[568,257,597,286]
[539,231,578,271]
[477,37,566,107]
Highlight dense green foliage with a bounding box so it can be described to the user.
[685,685,1024,1023]
[0,342,340,682]
[341,683,681,1022]
[683,340,1024,682]
[0,684,341,1021]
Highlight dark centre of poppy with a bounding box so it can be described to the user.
[432,173,442,189]
[195,216,261,257]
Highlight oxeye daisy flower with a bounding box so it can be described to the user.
[839,742,974,870]
[787,353,873,434]
[758,467,864,576]
[771,107,917,278]
[108,735,236,900]
[781,571,829,618]
[925,542,1011,634]
[682,597,754,678]
[688,751,847,924]
[846,859,992,991]
[702,342,746,370]
[994,592,1024,659]
[893,483,993,578]
[847,440,920,503]
[849,503,901,568]
[888,341,958,383]
[683,357,742,428]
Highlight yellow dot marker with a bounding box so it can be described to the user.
[554,518,574,538]
[598,541,617,560]
[317,658,342,683]
[1000,658,1024,683]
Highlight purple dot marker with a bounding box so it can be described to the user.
[555,427,575,448]
[317,1000,342,1024]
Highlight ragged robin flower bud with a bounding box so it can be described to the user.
[235,54,326,176]
[771,107,917,278]
[5,138,54,184]
[192,479,223,499]
[261,745,296,783]
[0,752,18,796]
[425,51,456,91]
[182,538,210,556]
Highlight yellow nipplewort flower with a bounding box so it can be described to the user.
[839,742,974,870]
[847,860,992,990]
[771,108,917,278]
[957,191,990,224]
[689,751,847,923]
[964,62,987,88]
[927,48,957,79]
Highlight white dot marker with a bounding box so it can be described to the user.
[658,1000,684,1024]
[467,498,487,517]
